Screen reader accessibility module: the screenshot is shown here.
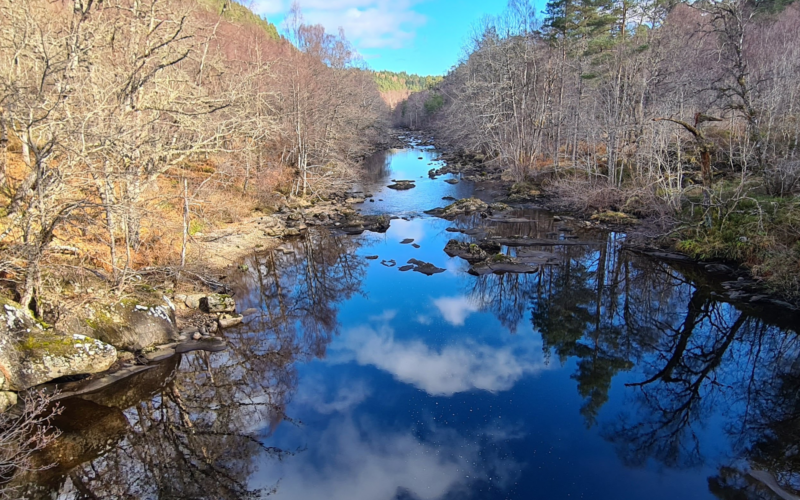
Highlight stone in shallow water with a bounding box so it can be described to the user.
[407,259,446,276]
[400,239,414,244]
[387,180,416,190]
[366,255,379,260]
[399,265,414,272]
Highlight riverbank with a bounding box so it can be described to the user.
[14,132,800,500]
[407,127,800,312]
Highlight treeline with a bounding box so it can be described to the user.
[0,0,388,313]
[372,71,443,93]
[401,0,800,298]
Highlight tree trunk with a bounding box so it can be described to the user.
[0,107,7,188]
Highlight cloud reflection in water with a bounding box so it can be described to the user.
[333,324,548,396]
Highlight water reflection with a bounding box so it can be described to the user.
[21,145,800,500]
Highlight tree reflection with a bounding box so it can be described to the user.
[22,228,366,499]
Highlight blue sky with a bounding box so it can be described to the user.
[249,0,515,75]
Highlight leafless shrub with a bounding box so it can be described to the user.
[0,390,61,499]
[764,158,800,197]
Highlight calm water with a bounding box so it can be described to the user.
[22,143,800,499]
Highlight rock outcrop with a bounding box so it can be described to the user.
[70,299,178,352]
[0,299,117,395]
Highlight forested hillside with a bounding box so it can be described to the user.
[373,71,443,109]
[0,0,388,313]
[401,0,800,298]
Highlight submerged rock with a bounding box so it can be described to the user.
[444,178,460,184]
[400,238,415,244]
[468,256,539,276]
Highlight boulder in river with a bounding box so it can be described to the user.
[407,259,446,276]
[443,240,491,263]
[0,299,117,394]
[427,198,489,218]
[387,180,416,190]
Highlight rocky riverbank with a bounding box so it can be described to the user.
[3,128,796,416]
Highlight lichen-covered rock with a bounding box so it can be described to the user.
[77,299,178,352]
[0,391,17,412]
[0,299,117,392]
[439,198,489,217]
[444,240,490,263]
[200,294,236,314]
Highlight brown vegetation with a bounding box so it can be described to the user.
[0,0,388,317]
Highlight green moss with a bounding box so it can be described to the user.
[676,193,800,298]
[20,334,86,356]
[491,253,512,263]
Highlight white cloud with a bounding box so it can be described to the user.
[251,0,426,50]
[415,314,432,325]
[334,325,548,396]
[294,377,372,415]
[252,416,521,500]
[369,309,397,322]
[433,295,482,326]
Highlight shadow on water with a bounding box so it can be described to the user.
[21,144,800,500]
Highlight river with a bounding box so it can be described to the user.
[22,136,800,499]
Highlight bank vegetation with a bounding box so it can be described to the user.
[0,0,388,317]
[400,0,800,300]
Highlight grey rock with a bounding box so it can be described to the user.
[387,180,416,190]
[1,299,117,391]
[185,294,205,309]
[407,259,446,276]
[218,313,244,329]
[78,300,177,352]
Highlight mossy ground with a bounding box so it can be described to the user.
[676,191,800,299]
